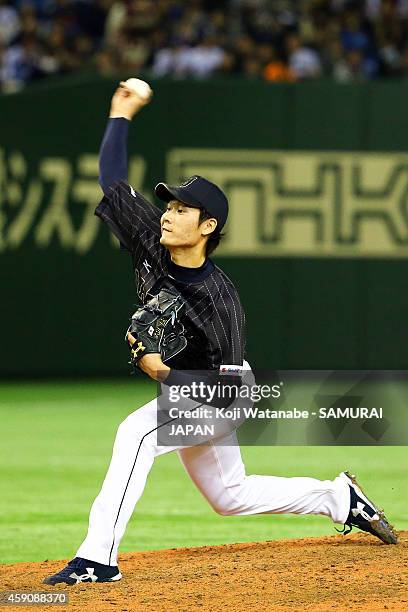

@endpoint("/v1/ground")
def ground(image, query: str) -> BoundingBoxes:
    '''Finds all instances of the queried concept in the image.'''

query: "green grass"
[0,380,406,564]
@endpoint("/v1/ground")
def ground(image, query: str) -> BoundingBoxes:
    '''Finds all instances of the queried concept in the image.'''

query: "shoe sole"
[106,573,122,582]
[341,471,398,545]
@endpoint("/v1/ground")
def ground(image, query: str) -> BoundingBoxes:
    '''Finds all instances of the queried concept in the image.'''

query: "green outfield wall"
[1,76,408,375]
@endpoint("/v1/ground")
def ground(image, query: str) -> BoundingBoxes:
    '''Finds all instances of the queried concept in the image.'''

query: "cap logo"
[180,177,198,187]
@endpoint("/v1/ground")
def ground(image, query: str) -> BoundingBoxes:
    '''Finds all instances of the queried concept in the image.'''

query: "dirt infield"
[3,532,408,611]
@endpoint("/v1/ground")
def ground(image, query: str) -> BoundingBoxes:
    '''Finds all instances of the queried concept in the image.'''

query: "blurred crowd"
[2,0,408,92]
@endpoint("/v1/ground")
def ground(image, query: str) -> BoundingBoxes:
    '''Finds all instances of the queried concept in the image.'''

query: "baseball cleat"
[43,557,122,585]
[338,471,398,544]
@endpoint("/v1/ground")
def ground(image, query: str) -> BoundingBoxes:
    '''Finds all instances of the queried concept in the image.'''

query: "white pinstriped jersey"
[95,181,246,369]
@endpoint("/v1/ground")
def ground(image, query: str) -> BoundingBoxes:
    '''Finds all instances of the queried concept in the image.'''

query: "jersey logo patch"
[219,364,244,376]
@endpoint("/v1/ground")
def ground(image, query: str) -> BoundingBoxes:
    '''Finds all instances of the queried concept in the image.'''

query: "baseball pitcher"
[43,83,397,586]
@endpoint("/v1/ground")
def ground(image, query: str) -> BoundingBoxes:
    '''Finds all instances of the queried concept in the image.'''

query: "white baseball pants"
[76,395,350,566]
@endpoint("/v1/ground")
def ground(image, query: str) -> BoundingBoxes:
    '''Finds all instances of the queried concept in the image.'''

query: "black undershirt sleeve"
[99,118,130,195]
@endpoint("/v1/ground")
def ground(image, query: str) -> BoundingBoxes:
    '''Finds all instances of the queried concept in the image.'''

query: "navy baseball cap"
[155,175,228,230]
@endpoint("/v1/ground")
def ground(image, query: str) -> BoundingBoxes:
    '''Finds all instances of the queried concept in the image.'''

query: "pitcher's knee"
[115,415,154,449]
[209,493,243,516]
[215,505,235,516]
[116,418,135,441]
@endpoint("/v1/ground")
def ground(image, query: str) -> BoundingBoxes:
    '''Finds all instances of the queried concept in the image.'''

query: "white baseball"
[124,78,152,102]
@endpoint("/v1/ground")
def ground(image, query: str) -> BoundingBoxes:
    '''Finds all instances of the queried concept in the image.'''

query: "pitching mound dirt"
[3,532,408,611]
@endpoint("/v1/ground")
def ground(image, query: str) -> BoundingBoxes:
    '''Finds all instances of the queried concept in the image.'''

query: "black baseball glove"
[126,285,187,366]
